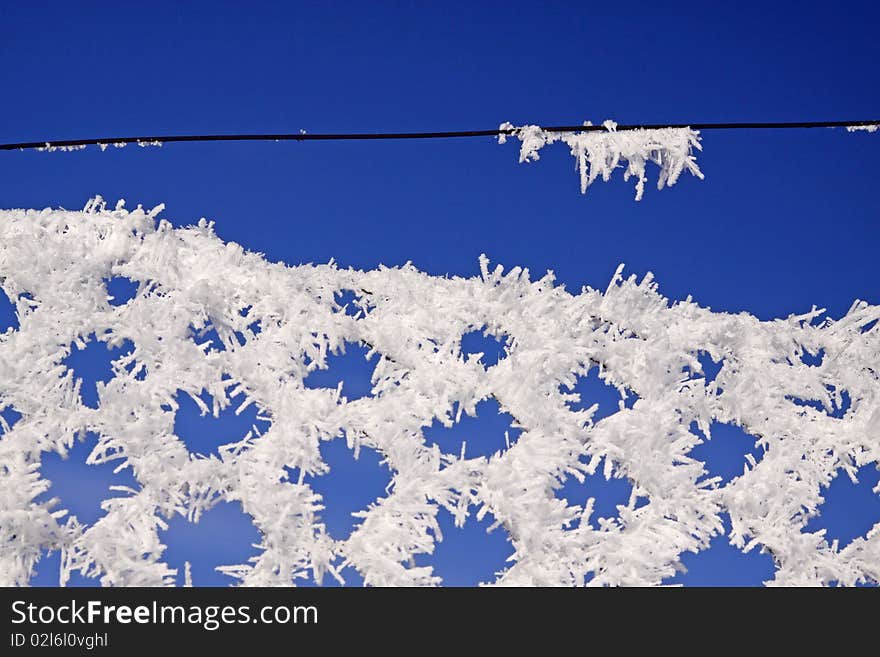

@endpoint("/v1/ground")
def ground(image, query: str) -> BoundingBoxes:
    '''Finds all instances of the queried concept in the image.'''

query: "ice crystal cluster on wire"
[33,141,162,153]
[847,124,879,133]
[1,199,879,587]
[498,120,705,200]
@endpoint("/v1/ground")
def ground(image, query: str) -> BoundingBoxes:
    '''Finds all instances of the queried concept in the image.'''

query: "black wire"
[1,119,877,152]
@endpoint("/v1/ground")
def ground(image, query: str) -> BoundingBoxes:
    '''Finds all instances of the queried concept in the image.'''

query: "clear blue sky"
[1,0,878,586]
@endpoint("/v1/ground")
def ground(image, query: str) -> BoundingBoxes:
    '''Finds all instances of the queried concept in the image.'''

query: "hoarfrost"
[36,143,88,153]
[847,124,879,133]
[499,120,705,200]
[1,201,878,586]
[96,142,129,152]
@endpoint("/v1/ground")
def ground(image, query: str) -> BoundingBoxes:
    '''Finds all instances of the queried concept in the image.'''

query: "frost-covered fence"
[1,200,878,586]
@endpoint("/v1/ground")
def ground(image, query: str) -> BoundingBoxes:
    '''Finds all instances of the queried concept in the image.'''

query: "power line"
[1,119,877,152]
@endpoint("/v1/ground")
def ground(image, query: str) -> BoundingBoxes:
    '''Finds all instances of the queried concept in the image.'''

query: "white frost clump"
[847,125,878,133]
[1,200,879,587]
[499,120,704,200]
[38,141,164,153]
[36,143,88,153]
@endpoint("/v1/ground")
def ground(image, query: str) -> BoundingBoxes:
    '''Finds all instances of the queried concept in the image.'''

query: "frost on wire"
[1,200,879,587]
[498,120,705,200]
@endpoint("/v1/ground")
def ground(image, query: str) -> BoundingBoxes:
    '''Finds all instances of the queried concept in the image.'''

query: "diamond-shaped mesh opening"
[291,436,391,541]
[423,398,522,459]
[104,276,138,307]
[173,388,271,457]
[663,514,777,586]
[35,431,139,526]
[304,341,377,401]
[335,289,368,318]
[804,464,880,548]
[160,501,262,586]
[561,366,636,423]
[689,421,765,486]
[556,457,647,526]
[62,334,134,409]
[418,508,514,586]
[683,352,723,384]
[461,327,508,368]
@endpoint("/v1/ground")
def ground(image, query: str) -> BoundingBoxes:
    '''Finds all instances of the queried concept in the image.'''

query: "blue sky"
[1,0,878,586]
